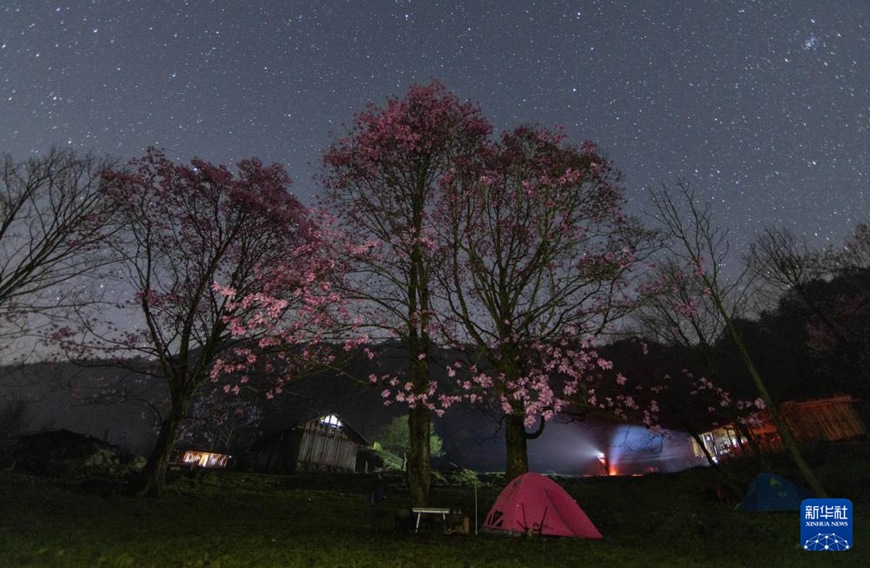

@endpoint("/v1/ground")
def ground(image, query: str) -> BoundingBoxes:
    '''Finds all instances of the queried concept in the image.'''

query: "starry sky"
[2,0,868,257]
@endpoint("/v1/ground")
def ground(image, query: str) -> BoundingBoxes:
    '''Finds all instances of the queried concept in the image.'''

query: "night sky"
[2,1,868,257]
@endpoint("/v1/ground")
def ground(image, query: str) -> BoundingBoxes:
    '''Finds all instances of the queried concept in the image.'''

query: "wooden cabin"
[248,414,369,473]
[697,396,865,458]
[779,396,866,442]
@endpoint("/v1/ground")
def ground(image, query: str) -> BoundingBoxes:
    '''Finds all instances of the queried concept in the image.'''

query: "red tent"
[483,473,603,538]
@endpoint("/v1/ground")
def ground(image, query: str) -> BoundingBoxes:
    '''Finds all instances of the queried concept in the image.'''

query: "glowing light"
[182,450,231,468]
[320,414,342,428]
[596,452,610,476]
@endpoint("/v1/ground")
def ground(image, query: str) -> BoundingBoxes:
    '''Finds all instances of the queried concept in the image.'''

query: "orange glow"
[182,450,231,469]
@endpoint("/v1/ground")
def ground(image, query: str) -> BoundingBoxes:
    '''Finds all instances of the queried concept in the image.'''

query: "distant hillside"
[1,344,669,475]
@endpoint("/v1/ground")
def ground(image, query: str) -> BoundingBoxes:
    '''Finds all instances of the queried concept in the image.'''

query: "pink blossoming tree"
[177,376,264,454]
[594,338,766,472]
[67,148,339,497]
[436,126,654,480]
[320,81,491,506]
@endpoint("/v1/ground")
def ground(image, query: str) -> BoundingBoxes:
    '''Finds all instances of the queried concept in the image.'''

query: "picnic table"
[411,507,452,532]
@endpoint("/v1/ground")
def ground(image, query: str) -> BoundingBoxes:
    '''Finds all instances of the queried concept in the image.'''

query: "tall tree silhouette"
[320,81,490,506]
[79,149,336,497]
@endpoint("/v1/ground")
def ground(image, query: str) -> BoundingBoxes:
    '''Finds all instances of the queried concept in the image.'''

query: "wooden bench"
[411,507,451,532]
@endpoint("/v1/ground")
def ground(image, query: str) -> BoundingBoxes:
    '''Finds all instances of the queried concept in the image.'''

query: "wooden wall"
[249,417,365,473]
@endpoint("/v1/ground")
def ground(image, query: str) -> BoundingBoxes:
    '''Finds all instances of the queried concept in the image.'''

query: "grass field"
[1,440,868,567]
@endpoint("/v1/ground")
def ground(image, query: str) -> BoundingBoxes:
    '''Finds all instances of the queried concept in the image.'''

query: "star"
[0,0,867,259]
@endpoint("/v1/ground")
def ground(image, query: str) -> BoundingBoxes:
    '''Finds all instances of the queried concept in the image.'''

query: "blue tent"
[736,473,814,512]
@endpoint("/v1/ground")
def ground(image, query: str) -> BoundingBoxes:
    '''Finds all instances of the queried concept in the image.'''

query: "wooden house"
[779,396,866,442]
[697,396,866,458]
[248,414,369,473]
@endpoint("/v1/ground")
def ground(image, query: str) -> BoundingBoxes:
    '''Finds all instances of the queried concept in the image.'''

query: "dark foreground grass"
[1,440,868,567]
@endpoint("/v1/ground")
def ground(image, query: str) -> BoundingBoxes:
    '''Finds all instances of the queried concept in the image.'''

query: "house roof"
[255,413,370,447]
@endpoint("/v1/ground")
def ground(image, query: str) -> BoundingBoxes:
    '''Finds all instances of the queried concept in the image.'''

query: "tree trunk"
[666,400,725,469]
[404,327,431,507]
[505,413,529,482]
[407,405,431,507]
[714,294,828,498]
[686,423,718,468]
[132,392,191,498]
[735,422,765,466]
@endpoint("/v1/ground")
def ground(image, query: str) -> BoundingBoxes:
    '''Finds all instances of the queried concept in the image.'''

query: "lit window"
[320,414,342,428]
